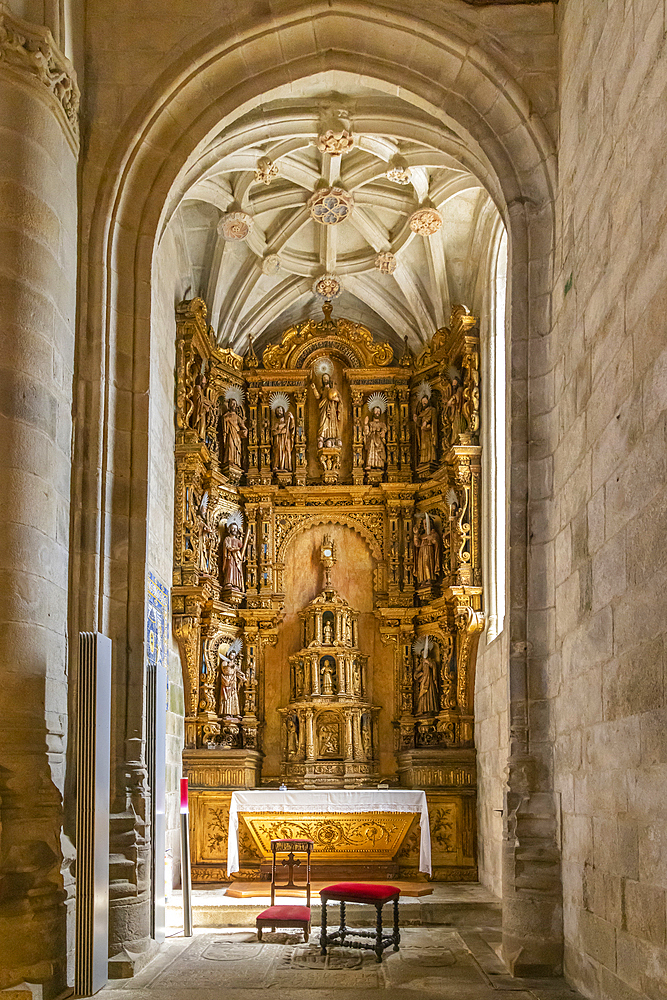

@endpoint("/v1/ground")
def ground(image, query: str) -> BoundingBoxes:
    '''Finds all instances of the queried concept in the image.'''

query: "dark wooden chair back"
[270,838,313,906]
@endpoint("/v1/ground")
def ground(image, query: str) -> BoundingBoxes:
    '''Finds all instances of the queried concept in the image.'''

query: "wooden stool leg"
[375,903,383,963]
[320,897,328,955]
[340,899,347,941]
[257,927,263,942]
[393,897,400,951]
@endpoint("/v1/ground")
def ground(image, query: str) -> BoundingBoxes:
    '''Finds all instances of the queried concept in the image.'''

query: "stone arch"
[276,513,383,567]
[74,3,557,963]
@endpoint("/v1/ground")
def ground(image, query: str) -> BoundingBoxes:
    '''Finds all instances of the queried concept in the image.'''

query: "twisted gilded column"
[0,5,79,994]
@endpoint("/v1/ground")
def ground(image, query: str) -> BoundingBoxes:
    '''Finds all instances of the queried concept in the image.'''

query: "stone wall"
[475,630,509,898]
[554,0,667,995]
[150,231,187,890]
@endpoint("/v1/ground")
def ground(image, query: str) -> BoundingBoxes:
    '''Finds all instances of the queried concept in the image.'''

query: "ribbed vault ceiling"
[165,96,502,355]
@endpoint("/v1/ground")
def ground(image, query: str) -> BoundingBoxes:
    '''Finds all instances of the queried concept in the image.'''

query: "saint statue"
[271,397,295,471]
[323,620,333,645]
[311,366,341,446]
[320,656,336,694]
[363,395,387,470]
[414,514,441,584]
[415,642,438,715]
[414,386,437,465]
[361,721,372,757]
[222,395,248,468]
[191,371,211,441]
[218,645,247,717]
[221,520,250,592]
[352,658,361,696]
[443,368,467,446]
[287,715,299,756]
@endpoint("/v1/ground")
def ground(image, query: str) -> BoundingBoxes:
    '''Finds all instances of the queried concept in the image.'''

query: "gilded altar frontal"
[173,296,482,882]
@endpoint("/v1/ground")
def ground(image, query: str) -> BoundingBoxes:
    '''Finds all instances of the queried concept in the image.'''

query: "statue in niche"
[363,392,388,470]
[270,393,295,471]
[191,369,212,441]
[296,657,305,696]
[222,387,247,467]
[414,636,439,716]
[197,493,218,575]
[218,638,246,717]
[221,513,249,593]
[320,655,336,695]
[443,366,467,446]
[414,381,438,465]
[361,719,372,757]
[323,620,334,645]
[352,657,361,696]
[413,513,441,584]
[310,359,341,446]
[287,714,299,756]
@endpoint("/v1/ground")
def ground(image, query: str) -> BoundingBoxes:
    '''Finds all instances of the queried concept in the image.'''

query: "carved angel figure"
[270,394,295,471]
[222,392,248,468]
[414,384,438,464]
[413,514,441,584]
[311,365,341,446]
[221,518,250,592]
[363,394,388,470]
[191,371,212,441]
[197,491,218,575]
[218,641,246,717]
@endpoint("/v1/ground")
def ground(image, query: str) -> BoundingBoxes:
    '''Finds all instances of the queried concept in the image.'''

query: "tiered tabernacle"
[280,536,380,787]
[173,298,483,882]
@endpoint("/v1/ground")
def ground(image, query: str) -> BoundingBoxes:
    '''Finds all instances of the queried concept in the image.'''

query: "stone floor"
[93,885,585,1000]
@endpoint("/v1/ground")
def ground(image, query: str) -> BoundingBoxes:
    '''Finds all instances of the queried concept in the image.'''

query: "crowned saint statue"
[363,393,388,470]
[311,359,341,447]
[270,393,295,471]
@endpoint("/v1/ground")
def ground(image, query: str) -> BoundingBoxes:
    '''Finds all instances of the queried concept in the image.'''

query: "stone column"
[0,8,79,995]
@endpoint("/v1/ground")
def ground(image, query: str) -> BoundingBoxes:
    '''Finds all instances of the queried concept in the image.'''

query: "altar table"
[227,789,432,876]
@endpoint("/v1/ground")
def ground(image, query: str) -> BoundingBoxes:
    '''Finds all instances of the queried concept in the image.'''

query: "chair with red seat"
[256,838,313,942]
[319,882,401,962]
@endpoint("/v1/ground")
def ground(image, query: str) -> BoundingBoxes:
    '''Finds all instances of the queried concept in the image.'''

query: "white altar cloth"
[227,789,431,876]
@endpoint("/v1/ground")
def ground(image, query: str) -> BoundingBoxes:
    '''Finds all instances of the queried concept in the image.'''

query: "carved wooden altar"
[173,296,483,882]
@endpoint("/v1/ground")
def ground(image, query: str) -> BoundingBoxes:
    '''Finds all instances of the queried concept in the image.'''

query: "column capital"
[0,4,80,149]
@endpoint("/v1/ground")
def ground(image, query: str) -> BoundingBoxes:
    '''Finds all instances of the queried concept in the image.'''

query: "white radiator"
[75,632,112,996]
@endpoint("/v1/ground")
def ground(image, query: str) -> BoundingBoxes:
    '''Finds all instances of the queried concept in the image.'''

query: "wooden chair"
[319,882,401,962]
[256,838,313,943]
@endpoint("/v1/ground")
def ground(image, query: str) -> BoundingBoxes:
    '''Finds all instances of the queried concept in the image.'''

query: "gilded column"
[294,387,307,486]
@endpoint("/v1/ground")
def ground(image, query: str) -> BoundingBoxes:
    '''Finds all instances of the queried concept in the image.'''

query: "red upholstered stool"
[319,882,401,962]
[256,838,313,943]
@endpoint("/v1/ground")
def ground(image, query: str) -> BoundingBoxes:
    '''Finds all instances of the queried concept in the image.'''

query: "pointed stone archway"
[73,3,559,975]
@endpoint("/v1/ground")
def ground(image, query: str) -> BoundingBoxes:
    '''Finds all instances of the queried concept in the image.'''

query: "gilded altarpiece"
[173,297,483,882]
